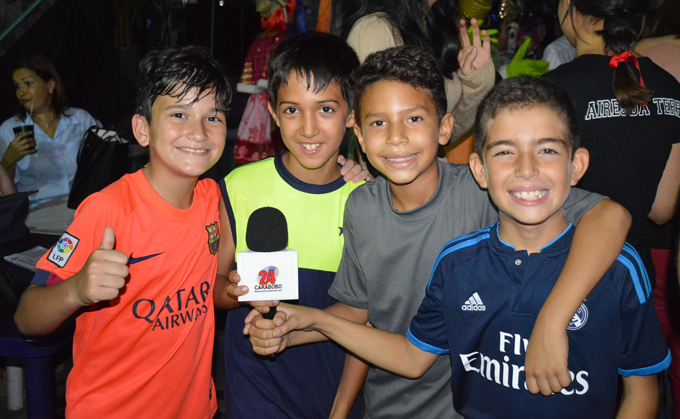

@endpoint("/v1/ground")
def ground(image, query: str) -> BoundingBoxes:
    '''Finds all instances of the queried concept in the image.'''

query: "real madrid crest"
[567,302,589,331]
[206,222,220,255]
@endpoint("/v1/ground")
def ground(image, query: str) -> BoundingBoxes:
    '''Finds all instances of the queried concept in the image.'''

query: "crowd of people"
[4,0,680,418]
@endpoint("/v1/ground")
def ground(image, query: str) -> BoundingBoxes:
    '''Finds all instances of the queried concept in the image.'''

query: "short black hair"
[474,76,581,159]
[353,46,447,122]
[136,46,231,121]
[268,32,360,108]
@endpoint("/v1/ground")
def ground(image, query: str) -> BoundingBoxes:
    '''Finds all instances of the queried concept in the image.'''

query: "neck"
[497,211,569,254]
[389,160,440,212]
[282,152,342,185]
[142,166,197,210]
[574,35,607,56]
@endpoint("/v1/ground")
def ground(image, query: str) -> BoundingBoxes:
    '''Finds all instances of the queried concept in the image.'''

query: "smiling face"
[133,86,227,183]
[469,105,588,233]
[269,72,352,185]
[355,80,452,200]
[13,68,55,114]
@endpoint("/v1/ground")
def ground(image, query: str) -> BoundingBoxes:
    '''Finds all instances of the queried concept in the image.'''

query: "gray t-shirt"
[329,161,604,419]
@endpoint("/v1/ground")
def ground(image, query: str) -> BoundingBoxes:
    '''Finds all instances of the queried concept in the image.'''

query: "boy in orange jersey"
[14,46,229,419]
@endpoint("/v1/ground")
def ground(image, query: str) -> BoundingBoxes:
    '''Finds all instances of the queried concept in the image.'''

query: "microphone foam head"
[245,207,288,252]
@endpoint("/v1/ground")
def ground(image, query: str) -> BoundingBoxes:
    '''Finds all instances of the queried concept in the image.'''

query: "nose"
[386,122,407,146]
[299,112,319,138]
[16,86,28,98]
[187,118,208,142]
[515,152,539,180]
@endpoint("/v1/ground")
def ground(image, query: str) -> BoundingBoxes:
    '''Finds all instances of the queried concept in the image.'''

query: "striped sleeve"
[615,242,670,376]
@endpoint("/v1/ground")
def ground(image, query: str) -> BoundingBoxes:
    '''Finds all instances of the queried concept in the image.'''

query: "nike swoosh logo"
[338,227,343,236]
[129,252,164,264]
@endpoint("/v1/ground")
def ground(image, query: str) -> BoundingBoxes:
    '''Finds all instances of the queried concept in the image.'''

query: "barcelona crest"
[206,222,220,255]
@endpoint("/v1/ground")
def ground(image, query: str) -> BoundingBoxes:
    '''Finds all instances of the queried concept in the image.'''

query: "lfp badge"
[48,232,80,268]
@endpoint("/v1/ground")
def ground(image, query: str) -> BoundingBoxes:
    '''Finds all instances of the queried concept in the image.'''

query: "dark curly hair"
[353,46,447,123]
[136,46,231,121]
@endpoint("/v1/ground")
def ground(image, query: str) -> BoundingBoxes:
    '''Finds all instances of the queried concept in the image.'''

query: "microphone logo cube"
[237,249,299,301]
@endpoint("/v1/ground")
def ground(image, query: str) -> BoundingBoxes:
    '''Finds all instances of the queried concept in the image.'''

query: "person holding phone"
[0,55,100,208]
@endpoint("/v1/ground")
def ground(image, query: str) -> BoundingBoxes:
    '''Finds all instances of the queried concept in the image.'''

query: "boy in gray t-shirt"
[246,46,631,419]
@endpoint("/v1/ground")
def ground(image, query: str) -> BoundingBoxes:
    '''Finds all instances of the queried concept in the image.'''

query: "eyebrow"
[486,137,569,150]
[364,104,427,120]
[13,76,35,83]
[278,99,341,107]
[164,104,223,114]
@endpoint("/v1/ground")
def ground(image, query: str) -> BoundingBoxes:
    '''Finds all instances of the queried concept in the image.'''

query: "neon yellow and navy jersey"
[220,154,363,419]
[408,223,670,418]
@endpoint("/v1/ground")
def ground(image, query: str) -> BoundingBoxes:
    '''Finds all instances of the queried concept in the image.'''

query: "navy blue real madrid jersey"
[408,223,670,419]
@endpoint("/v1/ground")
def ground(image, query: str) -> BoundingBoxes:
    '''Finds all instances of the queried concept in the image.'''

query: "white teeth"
[386,155,416,162]
[511,190,547,200]
[301,143,320,150]
[179,148,208,154]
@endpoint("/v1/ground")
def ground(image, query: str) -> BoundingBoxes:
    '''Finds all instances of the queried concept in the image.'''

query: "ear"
[267,101,280,127]
[346,109,356,129]
[570,147,589,186]
[468,152,489,189]
[132,114,151,147]
[47,79,56,93]
[353,122,366,153]
[438,113,454,146]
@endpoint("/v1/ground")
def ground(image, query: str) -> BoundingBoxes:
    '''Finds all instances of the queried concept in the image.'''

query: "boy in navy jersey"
[248,76,669,418]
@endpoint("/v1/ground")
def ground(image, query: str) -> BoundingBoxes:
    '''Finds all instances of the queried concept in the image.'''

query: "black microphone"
[242,207,292,320]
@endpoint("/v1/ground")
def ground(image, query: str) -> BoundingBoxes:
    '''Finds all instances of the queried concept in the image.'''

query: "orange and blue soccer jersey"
[33,170,220,419]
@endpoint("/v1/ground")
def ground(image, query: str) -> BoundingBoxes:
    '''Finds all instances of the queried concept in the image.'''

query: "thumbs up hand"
[74,226,129,306]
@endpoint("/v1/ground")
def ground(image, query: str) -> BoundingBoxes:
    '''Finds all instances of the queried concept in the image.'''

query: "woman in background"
[0,55,100,208]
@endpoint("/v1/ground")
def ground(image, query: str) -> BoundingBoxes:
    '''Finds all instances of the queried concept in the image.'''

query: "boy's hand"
[458,18,492,76]
[338,155,373,183]
[74,227,129,306]
[524,316,572,396]
[245,303,317,356]
[226,270,278,312]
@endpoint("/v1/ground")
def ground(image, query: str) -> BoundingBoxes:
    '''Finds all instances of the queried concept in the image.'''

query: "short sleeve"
[407,259,449,355]
[457,165,499,227]
[346,14,398,63]
[34,193,116,284]
[563,187,605,225]
[615,246,670,376]
[328,202,369,309]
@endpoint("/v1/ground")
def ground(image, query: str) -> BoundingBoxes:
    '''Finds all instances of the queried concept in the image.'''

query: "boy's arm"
[246,301,369,351]
[213,196,282,311]
[329,353,368,419]
[253,303,438,379]
[525,198,632,395]
[14,227,128,335]
[616,375,658,419]
[213,196,239,309]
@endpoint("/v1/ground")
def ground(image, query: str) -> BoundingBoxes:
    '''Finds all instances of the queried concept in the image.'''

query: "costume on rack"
[233,0,294,165]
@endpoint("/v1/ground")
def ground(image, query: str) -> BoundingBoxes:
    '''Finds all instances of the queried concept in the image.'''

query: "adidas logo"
[461,292,486,311]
